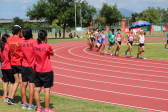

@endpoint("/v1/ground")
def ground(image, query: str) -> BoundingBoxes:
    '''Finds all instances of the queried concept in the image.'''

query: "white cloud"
[19,0,33,3]
[0,0,33,3]
[0,0,15,2]
[0,12,28,19]
[21,6,27,10]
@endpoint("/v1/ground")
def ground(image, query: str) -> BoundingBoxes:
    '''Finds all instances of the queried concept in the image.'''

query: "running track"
[49,38,168,112]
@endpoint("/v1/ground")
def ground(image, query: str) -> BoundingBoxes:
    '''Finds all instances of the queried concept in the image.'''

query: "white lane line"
[85,47,168,69]
[84,47,168,66]
[52,66,168,85]
[50,91,167,112]
[54,73,168,92]
[68,47,168,74]
[51,60,168,84]
[53,47,168,78]
[53,82,168,101]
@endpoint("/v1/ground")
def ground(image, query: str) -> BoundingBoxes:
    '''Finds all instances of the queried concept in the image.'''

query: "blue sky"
[0,0,167,19]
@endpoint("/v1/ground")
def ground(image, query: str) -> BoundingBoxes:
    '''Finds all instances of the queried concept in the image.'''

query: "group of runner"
[86,28,146,58]
[0,25,55,112]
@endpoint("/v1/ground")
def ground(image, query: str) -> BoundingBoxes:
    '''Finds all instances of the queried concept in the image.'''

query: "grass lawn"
[105,43,168,60]
[0,82,149,112]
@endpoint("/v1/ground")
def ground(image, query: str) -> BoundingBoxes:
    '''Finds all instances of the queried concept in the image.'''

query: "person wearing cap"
[7,25,23,105]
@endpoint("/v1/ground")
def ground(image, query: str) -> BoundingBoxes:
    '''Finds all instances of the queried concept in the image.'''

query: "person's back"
[20,39,37,67]
[7,25,23,105]
[34,42,53,73]
[7,34,23,66]
[34,30,55,112]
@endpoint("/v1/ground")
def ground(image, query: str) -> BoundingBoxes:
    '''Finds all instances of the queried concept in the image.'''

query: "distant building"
[0,19,50,26]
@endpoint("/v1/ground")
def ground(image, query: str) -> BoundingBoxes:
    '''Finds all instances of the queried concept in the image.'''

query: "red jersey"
[1,43,11,69]
[7,36,23,65]
[19,39,37,67]
[33,43,53,73]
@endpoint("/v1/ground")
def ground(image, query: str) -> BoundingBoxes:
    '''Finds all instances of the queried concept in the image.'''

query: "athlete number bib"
[128,37,133,42]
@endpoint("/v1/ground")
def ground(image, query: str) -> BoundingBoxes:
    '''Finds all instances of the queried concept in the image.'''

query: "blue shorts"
[98,40,102,43]
[101,39,105,43]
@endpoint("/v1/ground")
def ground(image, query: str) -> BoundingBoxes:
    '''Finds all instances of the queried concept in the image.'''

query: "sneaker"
[44,108,56,112]
[8,98,18,105]
[124,51,127,55]
[110,54,113,56]
[4,98,8,102]
[22,104,29,109]
[28,105,37,110]
[130,54,132,57]
[37,107,45,112]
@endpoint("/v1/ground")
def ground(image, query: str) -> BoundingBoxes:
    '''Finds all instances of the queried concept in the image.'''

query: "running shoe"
[4,98,8,102]
[22,104,29,109]
[124,51,127,55]
[130,54,132,57]
[44,108,56,112]
[110,54,113,56]
[8,98,18,105]
[37,107,45,112]
[28,105,37,110]
[164,47,167,49]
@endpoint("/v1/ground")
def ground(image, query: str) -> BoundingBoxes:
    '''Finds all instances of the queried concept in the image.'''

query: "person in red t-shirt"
[7,25,23,105]
[19,27,37,109]
[0,34,15,101]
[34,30,55,112]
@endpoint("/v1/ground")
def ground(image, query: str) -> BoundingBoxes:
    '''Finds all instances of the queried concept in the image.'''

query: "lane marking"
[53,81,168,101]
[54,73,168,92]
[50,91,167,112]
[52,66,168,85]
[68,47,168,74]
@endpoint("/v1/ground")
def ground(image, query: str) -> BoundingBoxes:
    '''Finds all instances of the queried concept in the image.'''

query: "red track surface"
[49,38,168,112]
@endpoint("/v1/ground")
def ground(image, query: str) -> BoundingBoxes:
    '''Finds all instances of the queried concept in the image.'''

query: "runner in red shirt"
[7,25,23,105]
[34,30,55,112]
[0,34,15,102]
[125,29,134,57]
[19,27,37,109]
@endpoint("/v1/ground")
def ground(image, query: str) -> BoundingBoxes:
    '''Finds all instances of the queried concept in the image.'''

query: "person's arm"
[137,35,140,43]
[48,46,54,56]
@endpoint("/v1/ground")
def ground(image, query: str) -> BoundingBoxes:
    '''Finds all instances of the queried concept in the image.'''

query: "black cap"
[12,25,22,35]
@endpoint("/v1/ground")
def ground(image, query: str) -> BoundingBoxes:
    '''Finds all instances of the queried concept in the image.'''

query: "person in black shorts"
[0,34,15,102]
[125,29,134,57]
[19,27,37,109]
[89,30,95,51]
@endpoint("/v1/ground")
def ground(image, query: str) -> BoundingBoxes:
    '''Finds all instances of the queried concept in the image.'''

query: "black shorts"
[128,42,133,46]
[35,71,54,88]
[1,69,15,83]
[167,40,168,44]
[22,66,35,83]
[139,43,144,47]
[109,42,115,46]
[117,41,121,45]
[90,37,95,42]
[11,65,22,74]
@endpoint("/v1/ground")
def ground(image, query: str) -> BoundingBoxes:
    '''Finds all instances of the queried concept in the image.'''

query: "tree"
[100,3,122,26]
[157,7,168,22]
[131,12,142,22]
[0,23,2,28]
[26,0,96,38]
[94,14,106,26]
[12,17,24,27]
[141,7,161,24]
